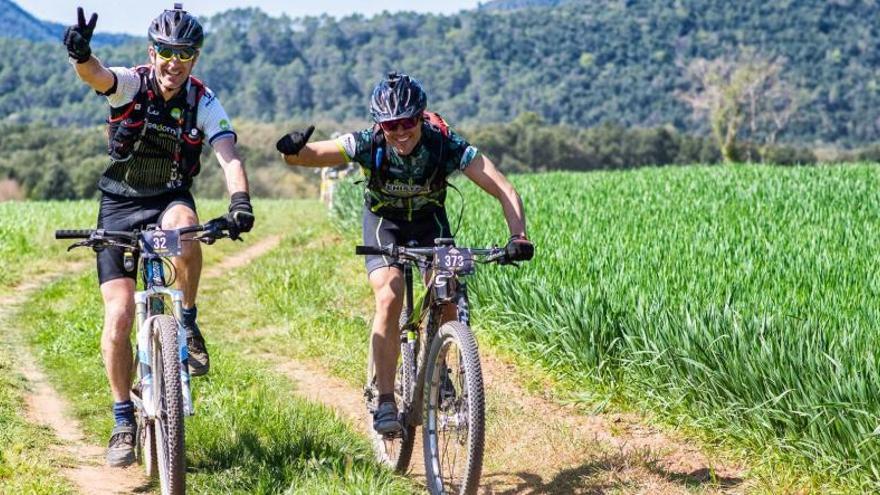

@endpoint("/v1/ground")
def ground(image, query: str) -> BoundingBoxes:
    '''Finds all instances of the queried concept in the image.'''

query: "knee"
[374,283,402,312]
[162,208,198,230]
[103,300,133,336]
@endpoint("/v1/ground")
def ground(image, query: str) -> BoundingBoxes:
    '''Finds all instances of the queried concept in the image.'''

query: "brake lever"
[66,240,91,252]
[195,233,217,245]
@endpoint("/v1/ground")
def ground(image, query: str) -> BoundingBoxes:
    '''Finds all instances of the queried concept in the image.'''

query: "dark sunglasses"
[154,44,197,62]
[379,116,421,132]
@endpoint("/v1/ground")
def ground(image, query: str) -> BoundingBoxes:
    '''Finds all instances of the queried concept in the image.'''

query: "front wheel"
[152,315,186,495]
[422,321,485,495]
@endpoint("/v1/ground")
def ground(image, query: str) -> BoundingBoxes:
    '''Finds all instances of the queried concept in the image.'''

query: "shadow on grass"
[649,464,743,490]
[481,450,743,494]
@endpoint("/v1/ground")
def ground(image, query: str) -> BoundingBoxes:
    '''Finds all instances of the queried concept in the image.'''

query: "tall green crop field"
[335,163,880,488]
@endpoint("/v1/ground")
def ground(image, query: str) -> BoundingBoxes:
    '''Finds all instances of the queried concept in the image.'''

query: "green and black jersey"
[336,123,479,221]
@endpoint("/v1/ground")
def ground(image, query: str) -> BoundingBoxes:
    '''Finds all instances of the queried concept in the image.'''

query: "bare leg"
[161,204,201,308]
[368,267,404,396]
[100,278,136,403]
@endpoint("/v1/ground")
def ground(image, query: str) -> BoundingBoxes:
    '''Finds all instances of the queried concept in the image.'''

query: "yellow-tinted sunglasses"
[154,44,197,62]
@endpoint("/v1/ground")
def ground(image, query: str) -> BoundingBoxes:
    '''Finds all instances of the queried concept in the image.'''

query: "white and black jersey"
[97,66,236,198]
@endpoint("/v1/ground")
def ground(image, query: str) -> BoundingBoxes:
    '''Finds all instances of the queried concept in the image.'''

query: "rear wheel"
[365,310,417,473]
[423,321,485,495]
[152,315,185,495]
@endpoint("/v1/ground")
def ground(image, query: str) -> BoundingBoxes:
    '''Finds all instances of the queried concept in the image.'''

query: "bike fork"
[170,295,195,417]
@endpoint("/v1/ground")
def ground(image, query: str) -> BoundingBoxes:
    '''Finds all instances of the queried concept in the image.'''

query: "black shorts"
[96,191,197,284]
[362,207,451,275]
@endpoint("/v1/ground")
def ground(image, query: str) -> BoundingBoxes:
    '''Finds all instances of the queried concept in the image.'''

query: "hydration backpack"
[106,65,206,177]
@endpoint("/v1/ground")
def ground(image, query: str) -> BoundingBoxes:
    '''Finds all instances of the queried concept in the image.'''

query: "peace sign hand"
[63,7,98,63]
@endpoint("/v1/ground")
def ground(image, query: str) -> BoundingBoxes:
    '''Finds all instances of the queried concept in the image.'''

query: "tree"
[677,49,804,163]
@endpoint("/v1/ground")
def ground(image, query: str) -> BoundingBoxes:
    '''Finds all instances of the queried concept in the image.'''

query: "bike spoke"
[436,341,469,492]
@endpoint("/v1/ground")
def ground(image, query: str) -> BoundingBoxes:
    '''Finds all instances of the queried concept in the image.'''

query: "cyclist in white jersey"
[63,3,254,467]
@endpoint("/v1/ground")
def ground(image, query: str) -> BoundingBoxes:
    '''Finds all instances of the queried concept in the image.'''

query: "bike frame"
[398,250,472,427]
[132,244,194,419]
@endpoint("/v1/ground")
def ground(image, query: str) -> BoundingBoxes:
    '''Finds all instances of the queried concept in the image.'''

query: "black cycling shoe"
[373,401,402,434]
[186,322,210,377]
[106,423,137,467]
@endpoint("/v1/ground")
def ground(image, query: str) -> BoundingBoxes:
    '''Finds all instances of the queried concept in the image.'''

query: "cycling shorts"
[361,206,451,275]
[95,190,197,284]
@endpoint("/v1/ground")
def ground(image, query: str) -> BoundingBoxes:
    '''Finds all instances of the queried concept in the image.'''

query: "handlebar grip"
[55,229,93,239]
[355,245,384,256]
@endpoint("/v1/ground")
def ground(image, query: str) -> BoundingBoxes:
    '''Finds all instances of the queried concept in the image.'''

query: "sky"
[16,1,484,35]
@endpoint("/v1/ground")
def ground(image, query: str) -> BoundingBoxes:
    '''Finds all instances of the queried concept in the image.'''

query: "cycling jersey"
[336,122,479,221]
[97,66,236,198]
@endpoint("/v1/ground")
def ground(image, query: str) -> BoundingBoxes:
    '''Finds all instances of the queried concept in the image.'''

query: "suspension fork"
[455,281,471,327]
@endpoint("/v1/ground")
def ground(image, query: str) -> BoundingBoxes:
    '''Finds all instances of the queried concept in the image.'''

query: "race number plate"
[142,229,182,258]
[435,246,475,274]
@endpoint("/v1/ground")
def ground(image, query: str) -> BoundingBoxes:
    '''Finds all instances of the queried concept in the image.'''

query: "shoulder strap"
[368,125,388,190]
[422,111,450,190]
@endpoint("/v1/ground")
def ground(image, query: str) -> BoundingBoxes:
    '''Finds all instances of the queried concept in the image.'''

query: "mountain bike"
[56,215,243,495]
[356,238,511,495]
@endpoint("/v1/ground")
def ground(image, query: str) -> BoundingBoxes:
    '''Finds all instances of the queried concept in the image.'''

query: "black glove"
[63,7,98,63]
[228,192,255,233]
[505,234,534,262]
[276,126,315,156]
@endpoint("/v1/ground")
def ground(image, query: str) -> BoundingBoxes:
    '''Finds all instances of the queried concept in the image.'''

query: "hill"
[0,0,133,46]
[4,1,880,145]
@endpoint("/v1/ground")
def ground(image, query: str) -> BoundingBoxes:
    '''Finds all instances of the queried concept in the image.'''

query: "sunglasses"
[379,116,421,132]
[153,44,198,62]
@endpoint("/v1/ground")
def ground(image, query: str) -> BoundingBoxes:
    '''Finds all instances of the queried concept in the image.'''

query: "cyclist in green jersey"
[277,72,534,434]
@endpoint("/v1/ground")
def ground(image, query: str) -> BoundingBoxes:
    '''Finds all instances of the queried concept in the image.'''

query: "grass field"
[447,164,880,490]
[2,199,414,494]
[329,163,880,491]
[6,163,880,493]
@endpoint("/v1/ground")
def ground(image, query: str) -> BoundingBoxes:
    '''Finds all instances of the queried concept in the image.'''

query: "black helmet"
[148,3,204,48]
[370,72,427,123]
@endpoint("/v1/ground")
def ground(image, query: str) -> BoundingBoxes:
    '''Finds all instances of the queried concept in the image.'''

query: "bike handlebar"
[55,229,99,240]
[55,215,242,248]
[355,243,509,264]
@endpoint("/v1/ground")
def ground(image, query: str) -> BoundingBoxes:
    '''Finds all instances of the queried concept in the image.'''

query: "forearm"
[221,159,249,195]
[72,56,114,93]
[496,186,527,237]
[282,141,348,167]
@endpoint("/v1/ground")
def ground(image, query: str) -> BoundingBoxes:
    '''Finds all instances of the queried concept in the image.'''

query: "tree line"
[3,0,880,146]
[0,116,836,201]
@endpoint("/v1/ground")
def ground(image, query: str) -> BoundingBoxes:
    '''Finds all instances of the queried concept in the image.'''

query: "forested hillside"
[3,0,880,145]
[0,0,132,45]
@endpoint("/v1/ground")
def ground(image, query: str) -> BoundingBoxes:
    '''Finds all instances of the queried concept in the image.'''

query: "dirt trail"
[251,333,747,494]
[202,234,282,278]
[210,236,750,494]
[1,261,151,495]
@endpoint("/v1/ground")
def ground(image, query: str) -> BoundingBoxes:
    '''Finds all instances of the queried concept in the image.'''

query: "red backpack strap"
[423,110,449,138]
[187,75,207,102]
[107,66,152,123]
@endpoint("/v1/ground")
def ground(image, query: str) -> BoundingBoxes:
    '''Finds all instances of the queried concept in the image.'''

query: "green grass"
[0,350,76,494]
[10,199,413,494]
[0,200,96,291]
[328,164,880,491]
[450,165,880,492]
[0,200,94,494]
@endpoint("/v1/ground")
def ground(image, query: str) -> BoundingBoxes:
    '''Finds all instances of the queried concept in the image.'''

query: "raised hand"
[63,7,98,63]
[276,125,315,156]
